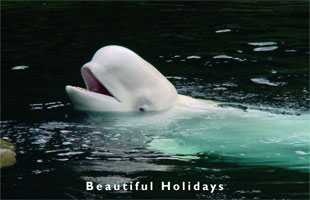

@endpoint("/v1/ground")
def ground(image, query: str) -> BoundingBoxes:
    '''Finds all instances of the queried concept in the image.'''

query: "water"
[1,1,309,199]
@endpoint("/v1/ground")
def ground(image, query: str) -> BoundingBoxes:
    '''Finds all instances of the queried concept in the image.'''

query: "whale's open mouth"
[82,67,114,96]
[70,67,119,101]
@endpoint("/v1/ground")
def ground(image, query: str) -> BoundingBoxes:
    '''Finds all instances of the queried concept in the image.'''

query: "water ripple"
[251,78,286,87]
[253,46,278,52]
[215,29,231,33]
[248,41,277,46]
[213,55,245,62]
[186,55,201,59]
[11,65,29,70]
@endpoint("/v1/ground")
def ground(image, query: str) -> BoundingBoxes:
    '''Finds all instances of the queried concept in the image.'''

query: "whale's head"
[66,45,178,112]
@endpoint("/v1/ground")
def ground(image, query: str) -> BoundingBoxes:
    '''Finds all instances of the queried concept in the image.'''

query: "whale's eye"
[139,108,145,112]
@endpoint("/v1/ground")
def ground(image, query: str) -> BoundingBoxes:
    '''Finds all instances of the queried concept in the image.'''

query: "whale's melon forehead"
[85,46,171,90]
[90,46,159,75]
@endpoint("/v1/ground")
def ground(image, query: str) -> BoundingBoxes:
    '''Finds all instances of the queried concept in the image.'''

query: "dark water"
[1,1,309,199]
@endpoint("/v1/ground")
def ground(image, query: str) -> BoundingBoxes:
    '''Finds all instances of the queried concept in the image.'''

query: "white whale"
[66,45,217,112]
[66,45,178,112]
[65,45,309,172]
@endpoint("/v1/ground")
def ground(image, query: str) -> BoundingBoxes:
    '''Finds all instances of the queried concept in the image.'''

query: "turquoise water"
[1,1,309,199]
[148,107,309,171]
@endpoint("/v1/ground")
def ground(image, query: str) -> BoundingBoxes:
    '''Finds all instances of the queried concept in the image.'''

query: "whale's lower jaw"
[65,85,131,112]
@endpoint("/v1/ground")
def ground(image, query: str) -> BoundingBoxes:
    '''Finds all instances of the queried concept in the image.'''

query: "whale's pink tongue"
[82,67,114,97]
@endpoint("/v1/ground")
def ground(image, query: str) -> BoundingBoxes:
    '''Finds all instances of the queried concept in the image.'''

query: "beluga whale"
[66,45,212,112]
[66,45,180,112]
[65,45,309,172]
